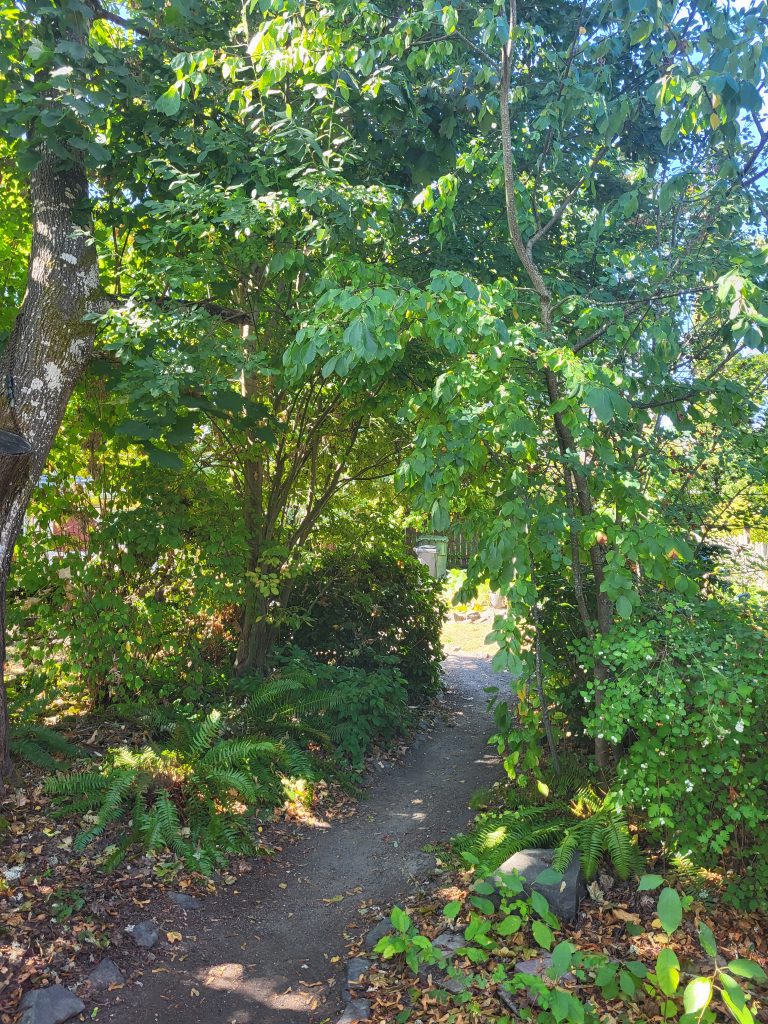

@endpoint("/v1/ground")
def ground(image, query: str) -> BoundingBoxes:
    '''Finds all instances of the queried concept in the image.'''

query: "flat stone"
[419,965,467,994]
[87,958,125,990]
[20,986,85,1024]
[492,848,585,921]
[125,920,159,949]
[516,955,552,976]
[363,919,393,950]
[345,957,371,987]
[169,891,201,911]
[498,986,519,1013]
[514,956,575,983]
[435,972,466,994]
[433,931,466,955]
[336,998,371,1023]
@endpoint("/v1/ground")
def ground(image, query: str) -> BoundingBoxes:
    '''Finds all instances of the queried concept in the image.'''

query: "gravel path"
[104,653,503,1024]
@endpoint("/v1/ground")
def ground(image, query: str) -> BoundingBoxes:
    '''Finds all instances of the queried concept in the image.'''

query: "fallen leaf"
[167,931,183,943]
[612,908,641,924]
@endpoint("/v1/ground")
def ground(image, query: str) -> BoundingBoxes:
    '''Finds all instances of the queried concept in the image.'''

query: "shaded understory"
[101,652,503,1024]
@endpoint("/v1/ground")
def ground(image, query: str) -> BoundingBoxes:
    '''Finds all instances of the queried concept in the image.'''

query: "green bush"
[287,549,445,701]
[43,651,414,870]
[575,593,768,908]
[241,650,413,769]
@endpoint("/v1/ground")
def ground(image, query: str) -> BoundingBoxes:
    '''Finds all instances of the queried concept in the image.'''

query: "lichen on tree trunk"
[0,145,103,787]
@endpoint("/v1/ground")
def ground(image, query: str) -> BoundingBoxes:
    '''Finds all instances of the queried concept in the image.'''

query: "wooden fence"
[405,526,477,569]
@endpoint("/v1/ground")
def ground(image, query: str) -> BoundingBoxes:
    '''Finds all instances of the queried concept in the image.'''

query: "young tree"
[292,0,768,770]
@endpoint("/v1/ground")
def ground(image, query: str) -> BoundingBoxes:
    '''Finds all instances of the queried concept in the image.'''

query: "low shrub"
[239,650,412,769]
[575,593,768,909]
[43,651,414,870]
[287,549,445,701]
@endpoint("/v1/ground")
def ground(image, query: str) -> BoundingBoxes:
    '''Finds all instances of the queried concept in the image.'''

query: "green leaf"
[390,906,411,933]
[616,594,633,619]
[584,386,615,423]
[155,86,181,116]
[534,868,563,886]
[530,890,550,919]
[114,420,160,440]
[496,914,521,936]
[531,919,554,950]
[657,887,682,935]
[656,947,680,997]
[727,960,768,983]
[698,922,717,958]
[638,874,664,891]
[630,19,653,44]
[720,973,746,1012]
[683,977,713,1014]
[443,900,462,920]
[551,941,575,977]
[143,443,184,470]
[721,991,755,1024]
[469,895,496,915]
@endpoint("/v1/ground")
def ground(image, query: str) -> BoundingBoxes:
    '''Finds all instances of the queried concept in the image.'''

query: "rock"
[435,973,466,994]
[515,955,552,976]
[498,986,518,1013]
[345,957,370,987]
[125,920,159,949]
[169,891,201,911]
[515,956,575,983]
[336,998,371,1023]
[87,958,125,990]
[19,986,85,1024]
[418,965,467,994]
[363,919,393,950]
[433,931,466,955]
[492,848,586,921]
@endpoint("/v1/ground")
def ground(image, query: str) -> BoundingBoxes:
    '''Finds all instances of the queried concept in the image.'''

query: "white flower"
[684,779,694,792]
[735,720,745,733]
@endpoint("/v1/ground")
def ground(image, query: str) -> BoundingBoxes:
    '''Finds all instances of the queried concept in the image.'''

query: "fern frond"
[186,710,224,758]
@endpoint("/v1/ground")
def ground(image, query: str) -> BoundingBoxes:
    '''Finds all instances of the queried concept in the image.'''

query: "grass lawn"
[441,615,499,656]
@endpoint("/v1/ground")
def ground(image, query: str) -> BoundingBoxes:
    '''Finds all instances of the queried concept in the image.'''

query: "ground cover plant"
[363,869,768,1023]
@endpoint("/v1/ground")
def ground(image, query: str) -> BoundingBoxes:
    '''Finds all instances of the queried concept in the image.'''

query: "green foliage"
[454,787,642,882]
[9,448,243,710]
[44,710,288,873]
[373,878,767,1023]
[10,722,81,770]
[288,550,445,701]
[42,646,416,870]
[240,650,412,769]
[577,593,768,908]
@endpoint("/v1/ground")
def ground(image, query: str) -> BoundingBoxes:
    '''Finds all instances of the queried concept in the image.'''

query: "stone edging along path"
[72,652,503,1024]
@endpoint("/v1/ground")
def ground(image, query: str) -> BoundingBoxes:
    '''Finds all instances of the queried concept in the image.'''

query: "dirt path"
[104,653,502,1024]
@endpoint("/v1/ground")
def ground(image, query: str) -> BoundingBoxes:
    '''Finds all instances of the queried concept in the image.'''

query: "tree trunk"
[235,585,274,677]
[0,146,102,788]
